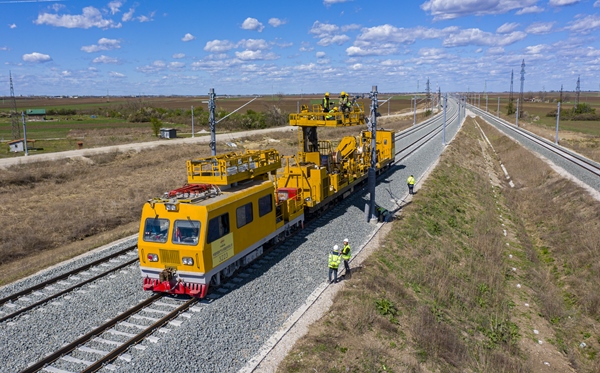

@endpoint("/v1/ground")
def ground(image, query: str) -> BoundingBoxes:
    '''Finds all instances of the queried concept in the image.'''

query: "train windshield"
[172,220,201,245]
[143,218,170,243]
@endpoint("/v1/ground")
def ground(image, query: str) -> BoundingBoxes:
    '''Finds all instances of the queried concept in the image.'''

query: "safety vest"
[341,244,351,260]
[407,176,415,185]
[339,96,349,108]
[328,252,341,269]
[322,97,330,111]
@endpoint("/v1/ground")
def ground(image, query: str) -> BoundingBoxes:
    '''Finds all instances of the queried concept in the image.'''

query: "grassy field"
[279,116,600,372]
[0,95,414,158]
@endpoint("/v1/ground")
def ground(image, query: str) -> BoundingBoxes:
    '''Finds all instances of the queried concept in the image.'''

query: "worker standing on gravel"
[341,238,351,276]
[328,245,341,283]
[407,174,415,195]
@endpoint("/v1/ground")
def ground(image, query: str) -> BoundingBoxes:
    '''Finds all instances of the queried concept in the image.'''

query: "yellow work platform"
[186,149,281,185]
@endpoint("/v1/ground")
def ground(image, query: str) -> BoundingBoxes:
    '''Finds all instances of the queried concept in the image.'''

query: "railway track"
[20,294,197,373]
[5,102,463,373]
[468,104,600,179]
[0,246,138,323]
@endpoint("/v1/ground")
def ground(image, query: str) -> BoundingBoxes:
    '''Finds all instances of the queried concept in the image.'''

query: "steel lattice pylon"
[9,71,21,140]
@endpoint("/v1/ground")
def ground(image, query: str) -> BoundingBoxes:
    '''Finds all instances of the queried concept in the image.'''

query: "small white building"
[160,128,177,139]
[8,139,35,153]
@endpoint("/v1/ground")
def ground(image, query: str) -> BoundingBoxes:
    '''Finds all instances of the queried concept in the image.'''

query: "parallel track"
[0,246,138,323]
[469,105,600,178]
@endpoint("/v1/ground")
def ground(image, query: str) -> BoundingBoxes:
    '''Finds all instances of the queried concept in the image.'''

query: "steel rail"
[0,255,138,323]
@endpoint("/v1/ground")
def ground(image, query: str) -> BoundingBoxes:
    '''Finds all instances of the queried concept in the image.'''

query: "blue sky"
[1,0,600,96]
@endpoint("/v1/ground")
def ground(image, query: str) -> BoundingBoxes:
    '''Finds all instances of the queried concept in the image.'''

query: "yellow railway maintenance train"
[138,100,395,298]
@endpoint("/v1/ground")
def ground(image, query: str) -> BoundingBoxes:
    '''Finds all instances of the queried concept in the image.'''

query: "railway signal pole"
[367,85,379,224]
[555,102,561,145]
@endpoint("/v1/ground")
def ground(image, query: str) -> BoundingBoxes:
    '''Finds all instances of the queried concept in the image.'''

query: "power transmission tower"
[575,75,580,107]
[508,70,514,115]
[9,71,21,140]
[519,59,525,118]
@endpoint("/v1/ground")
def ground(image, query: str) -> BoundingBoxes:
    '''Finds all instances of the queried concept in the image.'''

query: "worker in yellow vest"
[341,238,351,275]
[407,174,415,195]
[328,245,341,283]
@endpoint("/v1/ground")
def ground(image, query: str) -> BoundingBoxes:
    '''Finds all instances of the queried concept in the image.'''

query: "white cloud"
[316,51,326,58]
[108,1,122,15]
[238,39,269,50]
[22,52,52,63]
[172,53,185,59]
[595,0,600,7]
[549,0,579,6]
[0,46,8,51]
[122,7,135,22]
[487,46,505,54]
[182,33,196,42]
[525,22,554,34]
[137,13,154,23]
[496,22,519,33]
[204,39,235,52]
[92,55,119,64]
[443,29,526,47]
[138,60,167,73]
[421,0,538,20]
[9,23,16,29]
[268,18,286,27]
[566,14,600,34]
[241,17,264,32]
[341,24,361,32]
[34,6,121,29]
[324,0,351,4]
[525,44,550,54]
[309,21,339,37]
[317,34,350,46]
[168,62,185,70]
[81,38,121,53]
[109,71,125,78]
[235,50,278,60]
[346,43,398,56]
[516,6,544,15]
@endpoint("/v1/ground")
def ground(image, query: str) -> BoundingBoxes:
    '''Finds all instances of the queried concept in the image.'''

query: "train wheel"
[222,263,237,278]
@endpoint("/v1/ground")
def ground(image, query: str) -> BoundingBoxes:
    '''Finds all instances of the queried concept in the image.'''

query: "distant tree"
[150,117,162,137]
[506,101,515,115]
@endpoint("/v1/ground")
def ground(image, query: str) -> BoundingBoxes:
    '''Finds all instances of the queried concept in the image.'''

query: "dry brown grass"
[480,118,600,371]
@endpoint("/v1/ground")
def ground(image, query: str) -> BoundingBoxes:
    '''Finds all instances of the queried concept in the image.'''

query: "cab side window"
[236,202,253,228]
[207,213,230,243]
[258,194,273,217]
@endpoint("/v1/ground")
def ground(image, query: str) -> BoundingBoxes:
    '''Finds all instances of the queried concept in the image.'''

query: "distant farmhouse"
[26,109,46,121]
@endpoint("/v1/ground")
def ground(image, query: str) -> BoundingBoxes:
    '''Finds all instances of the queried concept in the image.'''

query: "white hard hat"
[343,238,349,242]
[333,245,339,252]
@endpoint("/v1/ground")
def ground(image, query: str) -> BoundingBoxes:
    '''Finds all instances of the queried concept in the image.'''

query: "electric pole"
[9,71,21,140]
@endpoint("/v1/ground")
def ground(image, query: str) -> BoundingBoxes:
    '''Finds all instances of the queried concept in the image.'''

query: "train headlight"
[148,253,158,262]
[182,257,194,266]
[165,203,179,212]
